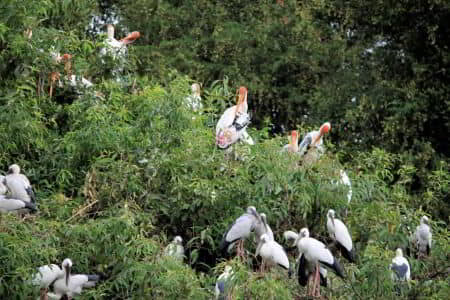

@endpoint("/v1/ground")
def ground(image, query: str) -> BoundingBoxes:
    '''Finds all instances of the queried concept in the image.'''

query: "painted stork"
[390,248,410,282]
[30,260,67,300]
[219,206,263,259]
[100,24,140,78]
[215,265,234,300]
[298,122,331,156]
[413,216,432,258]
[52,259,100,300]
[216,87,254,149]
[4,164,35,203]
[164,236,185,261]
[282,130,299,153]
[185,83,203,112]
[295,228,345,297]
[326,209,355,262]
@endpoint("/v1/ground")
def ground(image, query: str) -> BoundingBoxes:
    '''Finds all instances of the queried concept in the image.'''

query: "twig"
[65,199,99,223]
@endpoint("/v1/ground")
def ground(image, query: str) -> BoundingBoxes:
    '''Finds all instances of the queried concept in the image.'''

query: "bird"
[216,86,254,149]
[412,216,432,258]
[215,265,234,300]
[298,122,331,156]
[295,228,345,297]
[282,130,299,153]
[283,230,328,286]
[164,236,185,261]
[339,169,352,205]
[0,175,8,195]
[326,209,355,262]
[0,195,37,214]
[185,83,203,112]
[255,233,289,272]
[99,24,141,78]
[390,248,410,282]
[4,164,35,203]
[255,213,274,258]
[52,259,100,300]
[219,206,263,259]
[30,260,66,300]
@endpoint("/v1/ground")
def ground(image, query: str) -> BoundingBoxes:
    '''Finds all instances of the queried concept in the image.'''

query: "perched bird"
[164,236,185,261]
[52,259,100,300]
[30,260,67,300]
[295,228,345,297]
[283,230,327,286]
[390,248,410,282]
[339,169,352,205]
[255,213,274,258]
[0,195,37,214]
[185,83,203,112]
[413,216,432,258]
[256,234,289,272]
[216,87,254,149]
[219,206,263,259]
[326,209,355,262]
[298,122,331,156]
[282,130,299,153]
[215,265,234,300]
[100,24,141,78]
[4,164,35,203]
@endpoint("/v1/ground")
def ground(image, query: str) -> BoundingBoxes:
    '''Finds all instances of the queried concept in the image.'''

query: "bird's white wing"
[216,106,236,135]
[225,213,256,243]
[334,219,353,251]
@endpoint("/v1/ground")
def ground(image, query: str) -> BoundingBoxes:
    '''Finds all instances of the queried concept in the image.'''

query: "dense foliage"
[0,0,448,299]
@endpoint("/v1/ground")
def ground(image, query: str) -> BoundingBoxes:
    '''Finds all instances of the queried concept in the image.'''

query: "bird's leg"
[40,288,48,300]
[260,259,265,273]
[313,263,320,297]
[307,273,313,296]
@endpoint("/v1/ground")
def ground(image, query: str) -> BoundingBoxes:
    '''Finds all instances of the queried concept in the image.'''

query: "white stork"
[4,164,35,203]
[216,86,254,149]
[326,209,355,262]
[282,130,299,153]
[100,24,141,78]
[390,248,410,282]
[413,216,432,258]
[295,228,345,297]
[256,234,289,272]
[30,259,67,300]
[215,265,234,300]
[219,206,264,259]
[164,236,185,261]
[52,259,100,300]
[185,83,203,112]
[298,122,331,156]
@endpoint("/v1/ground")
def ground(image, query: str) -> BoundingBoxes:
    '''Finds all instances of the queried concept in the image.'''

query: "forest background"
[0,0,448,299]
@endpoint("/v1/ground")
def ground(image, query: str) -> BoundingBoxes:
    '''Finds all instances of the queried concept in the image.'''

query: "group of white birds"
[30,258,100,300]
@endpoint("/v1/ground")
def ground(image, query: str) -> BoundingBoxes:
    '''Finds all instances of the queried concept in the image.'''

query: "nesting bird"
[30,259,67,300]
[219,206,264,259]
[164,236,185,261]
[390,248,410,282]
[216,87,254,149]
[185,83,203,112]
[298,122,331,157]
[215,265,234,300]
[52,259,100,300]
[4,164,36,203]
[412,216,432,258]
[326,209,355,262]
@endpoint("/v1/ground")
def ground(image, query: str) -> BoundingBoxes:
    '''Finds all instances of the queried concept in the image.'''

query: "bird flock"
[7,27,434,299]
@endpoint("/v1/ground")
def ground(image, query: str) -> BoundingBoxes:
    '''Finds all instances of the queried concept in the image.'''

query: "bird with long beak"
[216,87,254,149]
[30,259,69,300]
[100,24,141,64]
[53,258,100,299]
[326,209,355,262]
[282,130,299,153]
[412,216,432,258]
[298,122,331,156]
